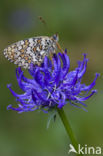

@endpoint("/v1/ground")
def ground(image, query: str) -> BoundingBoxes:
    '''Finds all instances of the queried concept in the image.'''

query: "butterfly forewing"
[3,36,57,69]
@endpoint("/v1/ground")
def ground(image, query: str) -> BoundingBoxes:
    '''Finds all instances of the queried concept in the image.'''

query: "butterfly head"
[52,33,59,42]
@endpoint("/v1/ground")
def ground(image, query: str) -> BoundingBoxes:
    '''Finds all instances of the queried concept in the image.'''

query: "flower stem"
[57,107,83,156]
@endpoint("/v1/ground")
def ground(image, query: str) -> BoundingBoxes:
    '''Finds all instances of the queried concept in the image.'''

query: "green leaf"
[46,110,57,129]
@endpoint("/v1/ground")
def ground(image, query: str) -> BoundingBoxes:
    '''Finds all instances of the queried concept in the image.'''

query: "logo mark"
[68,144,77,154]
[68,144,102,155]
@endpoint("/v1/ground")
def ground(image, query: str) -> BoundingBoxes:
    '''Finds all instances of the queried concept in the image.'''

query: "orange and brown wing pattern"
[3,36,57,69]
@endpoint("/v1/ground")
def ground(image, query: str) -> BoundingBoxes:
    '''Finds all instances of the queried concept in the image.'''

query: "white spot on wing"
[40,51,45,55]
[18,46,22,50]
[20,40,24,45]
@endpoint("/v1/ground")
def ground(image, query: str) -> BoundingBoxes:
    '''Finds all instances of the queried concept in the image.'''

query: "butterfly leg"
[49,52,54,66]
[56,42,64,53]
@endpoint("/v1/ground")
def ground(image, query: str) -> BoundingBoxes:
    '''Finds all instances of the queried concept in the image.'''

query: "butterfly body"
[3,35,59,69]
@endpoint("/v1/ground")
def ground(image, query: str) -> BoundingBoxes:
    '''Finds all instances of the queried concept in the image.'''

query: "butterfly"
[3,34,62,69]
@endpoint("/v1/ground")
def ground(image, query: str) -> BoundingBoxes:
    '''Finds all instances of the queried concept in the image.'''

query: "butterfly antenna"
[38,16,52,34]
[38,16,47,26]
[38,16,64,53]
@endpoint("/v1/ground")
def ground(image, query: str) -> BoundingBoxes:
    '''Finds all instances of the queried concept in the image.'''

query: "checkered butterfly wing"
[3,36,57,69]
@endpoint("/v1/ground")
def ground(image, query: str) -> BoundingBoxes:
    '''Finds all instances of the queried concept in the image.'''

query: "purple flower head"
[7,50,99,113]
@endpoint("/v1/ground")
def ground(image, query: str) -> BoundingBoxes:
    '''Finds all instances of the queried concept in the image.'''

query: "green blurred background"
[0,0,103,156]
